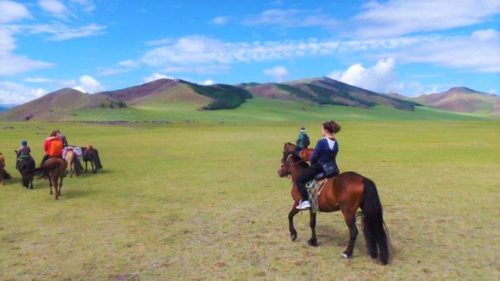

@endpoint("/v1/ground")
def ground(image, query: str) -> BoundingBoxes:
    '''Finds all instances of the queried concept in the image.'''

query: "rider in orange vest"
[41,131,64,163]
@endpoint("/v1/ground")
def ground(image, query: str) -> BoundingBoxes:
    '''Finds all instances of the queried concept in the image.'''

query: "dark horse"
[33,158,67,200]
[82,145,102,174]
[278,144,391,265]
[15,151,35,189]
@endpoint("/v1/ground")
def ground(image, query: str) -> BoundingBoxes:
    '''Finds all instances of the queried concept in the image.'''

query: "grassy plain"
[0,119,499,280]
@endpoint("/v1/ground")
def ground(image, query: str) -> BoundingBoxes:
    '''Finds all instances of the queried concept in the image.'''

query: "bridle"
[281,153,307,178]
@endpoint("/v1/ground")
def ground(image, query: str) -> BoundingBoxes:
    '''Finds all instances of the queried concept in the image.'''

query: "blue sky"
[0,0,499,104]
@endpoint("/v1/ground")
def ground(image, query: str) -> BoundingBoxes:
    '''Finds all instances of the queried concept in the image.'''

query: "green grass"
[0,120,499,280]
[73,97,486,124]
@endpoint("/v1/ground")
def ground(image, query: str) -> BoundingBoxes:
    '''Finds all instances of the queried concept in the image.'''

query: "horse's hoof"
[341,252,352,259]
[290,233,297,241]
[308,239,318,247]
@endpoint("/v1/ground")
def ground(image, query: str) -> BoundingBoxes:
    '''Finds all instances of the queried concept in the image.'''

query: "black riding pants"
[295,162,323,201]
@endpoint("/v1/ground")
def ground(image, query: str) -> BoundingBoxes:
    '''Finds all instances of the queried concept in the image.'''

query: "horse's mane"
[290,152,309,168]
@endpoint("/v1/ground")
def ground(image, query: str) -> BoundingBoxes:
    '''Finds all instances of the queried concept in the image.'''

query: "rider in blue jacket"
[295,121,341,210]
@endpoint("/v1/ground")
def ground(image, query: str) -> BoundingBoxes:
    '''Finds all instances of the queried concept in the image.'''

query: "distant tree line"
[187,82,252,110]
[101,98,127,109]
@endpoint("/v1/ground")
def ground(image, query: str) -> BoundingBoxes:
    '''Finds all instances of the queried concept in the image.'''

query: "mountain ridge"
[0,78,496,121]
[414,87,499,114]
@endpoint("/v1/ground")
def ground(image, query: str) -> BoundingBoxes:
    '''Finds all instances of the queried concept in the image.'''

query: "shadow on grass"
[61,187,101,199]
[79,168,113,176]
[315,224,346,247]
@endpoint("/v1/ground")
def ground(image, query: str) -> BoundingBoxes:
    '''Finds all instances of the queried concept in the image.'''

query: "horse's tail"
[361,177,390,265]
[33,160,57,178]
[33,166,49,178]
[1,169,11,179]
[74,158,84,176]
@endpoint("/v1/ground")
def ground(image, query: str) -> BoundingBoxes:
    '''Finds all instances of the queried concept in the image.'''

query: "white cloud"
[143,73,174,83]
[387,30,500,73]
[38,0,68,18]
[264,65,289,82]
[25,77,54,83]
[0,27,16,55]
[0,0,32,23]
[0,81,47,104]
[201,79,214,86]
[69,0,95,12]
[73,75,103,93]
[0,27,53,76]
[328,58,396,92]
[119,29,500,77]
[27,23,106,41]
[139,35,417,74]
[471,29,499,41]
[243,9,337,28]
[146,37,174,46]
[210,16,230,26]
[0,54,52,76]
[352,0,500,38]
[395,82,448,97]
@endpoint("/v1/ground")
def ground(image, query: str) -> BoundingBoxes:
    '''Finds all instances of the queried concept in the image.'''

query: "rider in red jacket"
[41,131,63,163]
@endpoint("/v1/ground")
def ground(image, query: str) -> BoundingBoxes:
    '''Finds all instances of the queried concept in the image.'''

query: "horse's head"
[279,142,310,178]
[278,154,292,178]
[279,143,294,177]
[281,142,296,162]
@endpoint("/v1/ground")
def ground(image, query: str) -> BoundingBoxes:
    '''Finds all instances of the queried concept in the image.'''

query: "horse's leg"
[58,175,63,197]
[84,160,88,172]
[288,202,300,241]
[92,160,96,174]
[53,174,59,200]
[308,209,318,246]
[341,210,358,259]
[48,174,53,195]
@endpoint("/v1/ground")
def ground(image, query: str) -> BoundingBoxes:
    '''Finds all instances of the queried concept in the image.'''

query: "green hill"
[100,78,252,110]
[242,77,419,110]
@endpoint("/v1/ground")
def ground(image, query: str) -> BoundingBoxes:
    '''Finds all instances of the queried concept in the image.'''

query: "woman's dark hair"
[50,130,57,137]
[322,120,341,134]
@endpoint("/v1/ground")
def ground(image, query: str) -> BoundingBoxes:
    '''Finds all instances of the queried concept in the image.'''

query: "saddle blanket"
[63,146,83,159]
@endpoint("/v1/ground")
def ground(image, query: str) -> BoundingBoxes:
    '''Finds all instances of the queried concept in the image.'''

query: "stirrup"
[306,180,317,189]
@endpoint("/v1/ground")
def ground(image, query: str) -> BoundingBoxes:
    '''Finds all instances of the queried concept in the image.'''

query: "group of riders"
[16,130,69,171]
[292,120,341,210]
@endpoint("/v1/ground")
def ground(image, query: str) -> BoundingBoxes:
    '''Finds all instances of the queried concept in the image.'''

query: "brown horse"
[282,142,314,162]
[82,145,102,174]
[0,152,12,185]
[64,148,84,177]
[278,146,390,265]
[34,158,67,200]
[64,149,76,177]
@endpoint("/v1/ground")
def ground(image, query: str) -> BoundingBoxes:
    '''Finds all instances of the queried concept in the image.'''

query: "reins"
[284,154,307,177]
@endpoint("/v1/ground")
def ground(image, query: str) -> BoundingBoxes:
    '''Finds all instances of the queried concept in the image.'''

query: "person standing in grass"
[295,127,310,154]
[295,121,341,210]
